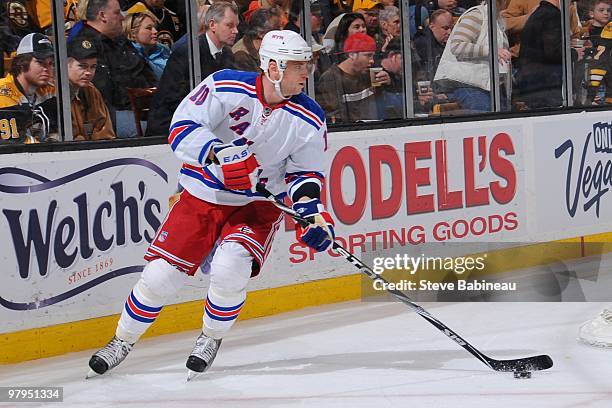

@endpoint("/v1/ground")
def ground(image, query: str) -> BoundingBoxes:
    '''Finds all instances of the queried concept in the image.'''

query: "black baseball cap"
[67,39,98,60]
[16,33,54,59]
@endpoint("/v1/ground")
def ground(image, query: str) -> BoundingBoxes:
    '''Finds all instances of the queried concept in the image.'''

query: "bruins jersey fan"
[589,21,612,105]
[0,33,57,144]
[0,75,56,143]
[127,1,184,48]
[5,0,44,37]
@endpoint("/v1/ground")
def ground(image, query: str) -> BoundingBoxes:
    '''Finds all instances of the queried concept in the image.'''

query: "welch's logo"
[0,158,168,310]
[554,122,612,218]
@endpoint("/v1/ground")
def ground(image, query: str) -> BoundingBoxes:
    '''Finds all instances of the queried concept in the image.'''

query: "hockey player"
[87,29,334,380]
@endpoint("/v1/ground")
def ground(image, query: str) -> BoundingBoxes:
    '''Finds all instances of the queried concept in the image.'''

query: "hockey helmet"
[259,30,312,72]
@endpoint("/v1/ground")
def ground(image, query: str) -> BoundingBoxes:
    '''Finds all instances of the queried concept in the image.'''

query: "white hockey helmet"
[259,30,312,73]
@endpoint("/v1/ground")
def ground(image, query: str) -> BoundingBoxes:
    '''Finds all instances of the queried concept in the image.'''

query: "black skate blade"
[488,354,553,372]
[186,355,208,373]
[88,355,110,375]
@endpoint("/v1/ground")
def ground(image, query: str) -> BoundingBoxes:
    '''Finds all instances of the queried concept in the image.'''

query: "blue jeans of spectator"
[451,87,491,112]
[115,110,146,139]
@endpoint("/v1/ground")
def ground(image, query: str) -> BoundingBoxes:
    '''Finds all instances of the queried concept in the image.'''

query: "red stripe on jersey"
[286,102,323,127]
[127,295,160,319]
[168,125,190,145]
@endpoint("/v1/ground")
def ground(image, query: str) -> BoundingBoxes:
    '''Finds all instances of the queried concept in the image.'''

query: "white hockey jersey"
[169,69,328,206]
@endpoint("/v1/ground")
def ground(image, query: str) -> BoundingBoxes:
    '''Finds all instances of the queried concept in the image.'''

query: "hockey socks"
[116,259,187,344]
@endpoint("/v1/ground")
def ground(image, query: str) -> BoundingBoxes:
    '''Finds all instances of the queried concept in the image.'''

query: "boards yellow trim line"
[1,233,611,364]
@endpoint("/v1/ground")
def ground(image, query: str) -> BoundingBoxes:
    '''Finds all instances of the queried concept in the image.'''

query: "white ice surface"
[2,256,612,408]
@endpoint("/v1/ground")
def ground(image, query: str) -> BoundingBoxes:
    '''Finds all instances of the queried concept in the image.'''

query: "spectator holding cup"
[317,32,390,123]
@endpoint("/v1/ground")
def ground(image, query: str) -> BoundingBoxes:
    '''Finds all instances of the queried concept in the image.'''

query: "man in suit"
[145,1,238,137]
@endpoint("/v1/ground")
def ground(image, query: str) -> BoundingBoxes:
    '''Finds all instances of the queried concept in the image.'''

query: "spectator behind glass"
[414,9,453,84]
[587,21,612,104]
[517,0,585,108]
[376,5,401,52]
[332,13,367,62]
[378,37,404,118]
[71,0,157,138]
[67,38,116,141]
[246,0,291,28]
[354,0,384,37]
[232,7,281,72]
[0,33,57,144]
[173,2,209,51]
[317,32,391,123]
[126,0,184,48]
[145,1,238,137]
[433,0,511,112]
[584,0,611,46]
[502,0,581,59]
[124,12,171,81]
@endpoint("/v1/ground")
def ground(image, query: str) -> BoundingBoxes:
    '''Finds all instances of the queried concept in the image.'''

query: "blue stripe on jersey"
[130,292,162,313]
[206,298,245,312]
[169,120,201,151]
[285,170,325,179]
[290,93,326,124]
[197,138,222,165]
[181,167,224,190]
[205,308,238,321]
[215,87,257,98]
[212,69,258,85]
[124,303,156,323]
[281,106,321,131]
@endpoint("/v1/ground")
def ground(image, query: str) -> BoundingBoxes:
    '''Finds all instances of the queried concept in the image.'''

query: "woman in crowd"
[124,11,171,82]
[433,0,511,112]
[332,13,368,62]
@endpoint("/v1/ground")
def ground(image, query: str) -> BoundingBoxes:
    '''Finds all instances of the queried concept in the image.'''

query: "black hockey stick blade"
[486,354,554,372]
[256,183,554,373]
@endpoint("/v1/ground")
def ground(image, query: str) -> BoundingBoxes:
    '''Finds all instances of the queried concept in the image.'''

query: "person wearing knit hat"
[316,32,390,123]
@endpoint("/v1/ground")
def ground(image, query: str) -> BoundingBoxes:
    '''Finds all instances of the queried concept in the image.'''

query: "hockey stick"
[256,184,553,373]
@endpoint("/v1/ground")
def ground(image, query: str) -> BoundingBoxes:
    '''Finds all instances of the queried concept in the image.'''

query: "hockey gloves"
[213,140,259,190]
[293,198,335,252]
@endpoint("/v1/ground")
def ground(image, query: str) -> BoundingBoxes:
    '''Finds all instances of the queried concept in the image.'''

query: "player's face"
[591,3,611,26]
[136,16,158,46]
[68,57,97,88]
[348,18,367,36]
[210,9,239,47]
[25,57,54,87]
[281,61,311,96]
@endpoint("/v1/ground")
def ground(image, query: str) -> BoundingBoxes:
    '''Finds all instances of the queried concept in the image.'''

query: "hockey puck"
[513,371,532,379]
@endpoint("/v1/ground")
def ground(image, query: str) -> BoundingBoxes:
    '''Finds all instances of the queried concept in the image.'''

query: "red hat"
[343,33,376,53]
[243,1,261,23]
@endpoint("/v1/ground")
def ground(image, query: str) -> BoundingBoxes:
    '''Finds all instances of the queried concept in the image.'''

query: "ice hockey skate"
[579,308,612,348]
[186,332,222,381]
[86,336,134,378]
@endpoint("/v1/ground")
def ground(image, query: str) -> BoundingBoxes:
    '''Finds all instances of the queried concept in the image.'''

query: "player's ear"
[268,60,280,80]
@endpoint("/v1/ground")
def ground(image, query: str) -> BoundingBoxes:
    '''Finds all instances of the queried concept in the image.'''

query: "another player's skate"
[86,336,134,378]
[579,309,612,347]
[186,332,222,381]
